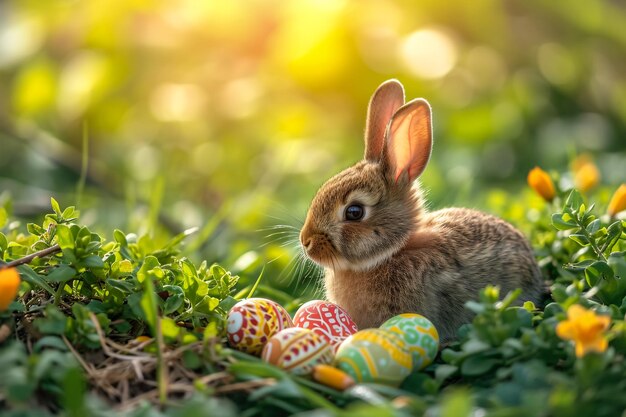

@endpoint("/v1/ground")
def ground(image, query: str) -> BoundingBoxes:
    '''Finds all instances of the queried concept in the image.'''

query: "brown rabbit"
[299,79,544,342]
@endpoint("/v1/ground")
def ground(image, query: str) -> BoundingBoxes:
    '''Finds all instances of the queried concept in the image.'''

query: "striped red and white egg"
[261,327,333,375]
[293,300,358,351]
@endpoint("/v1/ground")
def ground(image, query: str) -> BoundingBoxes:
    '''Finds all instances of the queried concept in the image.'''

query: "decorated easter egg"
[227,298,293,355]
[380,313,439,370]
[334,329,412,386]
[262,327,334,375]
[293,300,358,350]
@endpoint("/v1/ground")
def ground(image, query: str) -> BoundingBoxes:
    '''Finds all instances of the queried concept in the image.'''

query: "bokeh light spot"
[58,52,110,119]
[0,14,42,68]
[150,83,206,122]
[537,43,577,87]
[400,28,457,79]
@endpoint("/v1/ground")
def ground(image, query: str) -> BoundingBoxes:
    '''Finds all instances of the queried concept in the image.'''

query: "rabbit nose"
[302,236,312,250]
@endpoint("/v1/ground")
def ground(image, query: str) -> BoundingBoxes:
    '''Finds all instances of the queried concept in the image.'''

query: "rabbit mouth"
[306,251,351,271]
[301,235,349,270]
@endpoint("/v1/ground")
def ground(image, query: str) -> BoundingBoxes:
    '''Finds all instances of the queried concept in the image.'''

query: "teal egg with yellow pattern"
[334,329,412,386]
[380,313,439,370]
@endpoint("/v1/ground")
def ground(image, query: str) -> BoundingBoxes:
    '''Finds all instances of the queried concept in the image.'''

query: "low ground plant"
[1,170,626,417]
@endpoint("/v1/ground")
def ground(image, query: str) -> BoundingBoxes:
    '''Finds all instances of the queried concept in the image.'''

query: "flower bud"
[0,268,21,311]
[608,184,626,217]
[527,167,556,202]
[572,155,600,192]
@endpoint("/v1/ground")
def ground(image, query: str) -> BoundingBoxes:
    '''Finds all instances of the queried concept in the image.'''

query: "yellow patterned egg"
[227,298,293,355]
[262,327,334,375]
[334,329,412,386]
[380,313,439,370]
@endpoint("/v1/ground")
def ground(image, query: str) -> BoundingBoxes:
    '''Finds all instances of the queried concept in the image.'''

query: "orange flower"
[608,184,626,217]
[556,304,610,357]
[0,268,21,311]
[572,155,600,192]
[527,167,556,202]
[312,364,355,390]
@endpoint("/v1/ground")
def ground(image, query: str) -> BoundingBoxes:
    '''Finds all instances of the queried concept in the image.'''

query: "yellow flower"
[556,304,610,357]
[527,167,556,202]
[572,155,600,192]
[608,184,626,217]
[0,268,21,311]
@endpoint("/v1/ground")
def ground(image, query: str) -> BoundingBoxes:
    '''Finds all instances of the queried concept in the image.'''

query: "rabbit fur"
[299,80,544,342]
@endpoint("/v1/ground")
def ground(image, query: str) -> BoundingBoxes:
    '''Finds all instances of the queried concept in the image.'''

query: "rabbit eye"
[344,204,365,221]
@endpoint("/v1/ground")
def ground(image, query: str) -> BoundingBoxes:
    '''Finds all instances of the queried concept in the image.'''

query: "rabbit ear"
[364,79,405,161]
[385,98,433,183]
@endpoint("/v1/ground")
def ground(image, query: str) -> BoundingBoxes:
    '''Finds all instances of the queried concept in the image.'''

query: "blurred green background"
[1,0,625,298]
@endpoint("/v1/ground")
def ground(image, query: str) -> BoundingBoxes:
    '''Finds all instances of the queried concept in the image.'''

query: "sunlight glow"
[0,15,42,68]
[58,52,109,119]
[150,83,206,122]
[400,28,457,79]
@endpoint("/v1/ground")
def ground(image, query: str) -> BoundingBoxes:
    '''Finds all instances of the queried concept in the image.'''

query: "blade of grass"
[147,176,164,235]
[246,265,265,299]
[75,122,89,209]
[186,200,233,253]
[156,314,168,406]
[254,285,295,306]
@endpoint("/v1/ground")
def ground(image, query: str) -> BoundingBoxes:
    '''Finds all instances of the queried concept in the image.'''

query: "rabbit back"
[325,207,543,342]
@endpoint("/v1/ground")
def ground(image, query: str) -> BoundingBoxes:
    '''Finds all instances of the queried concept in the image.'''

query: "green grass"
[1,177,626,417]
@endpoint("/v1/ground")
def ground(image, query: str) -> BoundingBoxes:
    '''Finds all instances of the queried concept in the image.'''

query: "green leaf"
[56,224,75,250]
[0,232,8,253]
[219,296,238,312]
[33,336,69,352]
[113,229,127,246]
[585,261,614,287]
[460,355,499,377]
[46,265,77,283]
[182,350,202,370]
[465,301,485,314]
[27,222,45,236]
[163,285,184,314]
[62,366,86,417]
[435,364,459,382]
[203,321,219,339]
[137,255,162,283]
[569,233,589,246]
[36,305,68,335]
[51,197,62,216]
[551,213,578,231]
[140,275,158,333]
[17,265,55,295]
[441,389,472,417]
[587,218,601,234]
[61,206,78,221]
[565,189,583,210]
[81,255,105,269]
[161,316,181,340]
[604,221,623,252]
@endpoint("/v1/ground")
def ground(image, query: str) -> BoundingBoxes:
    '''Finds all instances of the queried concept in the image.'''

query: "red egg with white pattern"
[227,298,293,355]
[293,300,358,350]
